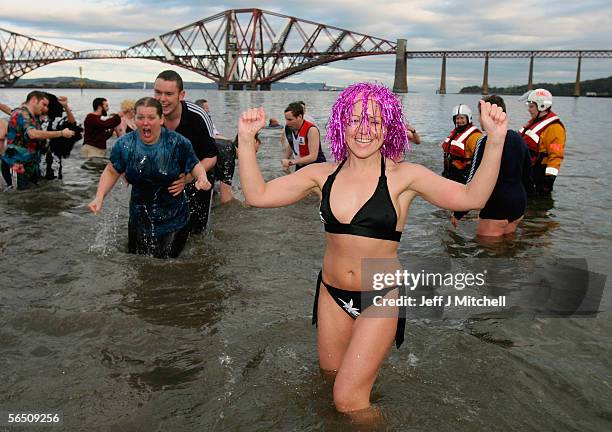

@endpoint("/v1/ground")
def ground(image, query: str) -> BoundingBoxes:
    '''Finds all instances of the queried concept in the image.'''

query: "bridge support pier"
[527,56,534,90]
[574,55,582,97]
[393,39,407,93]
[232,83,244,90]
[218,82,229,90]
[246,83,258,90]
[482,53,489,95]
[438,55,446,94]
[0,77,17,88]
[260,83,271,91]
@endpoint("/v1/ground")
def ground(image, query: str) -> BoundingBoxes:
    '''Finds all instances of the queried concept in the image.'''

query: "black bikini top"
[319,157,402,242]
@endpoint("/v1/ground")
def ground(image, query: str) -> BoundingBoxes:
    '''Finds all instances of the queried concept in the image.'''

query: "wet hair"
[194,99,208,108]
[326,82,409,161]
[135,97,163,117]
[284,102,304,118]
[92,97,107,111]
[44,92,64,119]
[298,100,306,106]
[26,91,49,103]
[156,70,184,91]
[120,99,136,113]
[481,94,506,113]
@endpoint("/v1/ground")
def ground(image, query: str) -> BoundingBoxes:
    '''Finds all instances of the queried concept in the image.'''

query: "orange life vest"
[442,125,480,170]
[519,111,563,163]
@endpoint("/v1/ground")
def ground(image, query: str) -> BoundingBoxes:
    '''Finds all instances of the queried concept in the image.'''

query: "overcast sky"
[1,0,610,92]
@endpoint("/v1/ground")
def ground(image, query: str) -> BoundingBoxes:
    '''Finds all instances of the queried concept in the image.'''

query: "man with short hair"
[281,102,326,172]
[82,98,122,158]
[154,70,218,233]
[194,98,221,136]
[451,95,532,236]
[297,100,317,126]
[1,91,74,188]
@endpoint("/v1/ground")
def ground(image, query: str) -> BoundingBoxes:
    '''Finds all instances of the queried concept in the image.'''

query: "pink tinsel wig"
[325,82,409,161]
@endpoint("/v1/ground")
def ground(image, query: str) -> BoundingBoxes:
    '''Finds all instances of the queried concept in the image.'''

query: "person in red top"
[82,98,122,158]
[281,102,326,172]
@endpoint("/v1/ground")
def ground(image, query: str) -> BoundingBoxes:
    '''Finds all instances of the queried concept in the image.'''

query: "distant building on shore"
[320,83,346,91]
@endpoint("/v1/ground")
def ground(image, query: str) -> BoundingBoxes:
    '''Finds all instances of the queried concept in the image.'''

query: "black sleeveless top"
[319,157,402,242]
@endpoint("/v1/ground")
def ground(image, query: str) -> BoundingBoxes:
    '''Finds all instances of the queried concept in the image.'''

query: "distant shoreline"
[459,76,612,97]
[8,75,611,96]
[10,77,328,91]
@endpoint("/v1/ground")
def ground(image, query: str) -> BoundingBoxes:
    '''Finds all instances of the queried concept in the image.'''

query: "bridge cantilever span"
[0,27,75,87]
[0,10,396,89]
[1,10,611,94]
[117,8,397,89]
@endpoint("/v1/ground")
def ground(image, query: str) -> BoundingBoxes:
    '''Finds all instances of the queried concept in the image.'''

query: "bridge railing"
[406,50,612,58]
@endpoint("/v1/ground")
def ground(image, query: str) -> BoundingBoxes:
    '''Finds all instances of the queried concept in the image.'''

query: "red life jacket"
[519,111,563,160]
[442,125,480,169]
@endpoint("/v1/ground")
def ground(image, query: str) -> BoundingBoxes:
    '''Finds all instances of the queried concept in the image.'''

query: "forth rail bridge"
[1,8,611,95]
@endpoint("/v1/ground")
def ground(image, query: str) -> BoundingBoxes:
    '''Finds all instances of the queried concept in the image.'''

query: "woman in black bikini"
[237,83,507,417]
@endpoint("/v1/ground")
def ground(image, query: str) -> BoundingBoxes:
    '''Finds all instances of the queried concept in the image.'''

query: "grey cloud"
[2,0,610,90]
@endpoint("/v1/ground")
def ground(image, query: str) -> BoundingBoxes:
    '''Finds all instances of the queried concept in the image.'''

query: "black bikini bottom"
[312,271,406,348]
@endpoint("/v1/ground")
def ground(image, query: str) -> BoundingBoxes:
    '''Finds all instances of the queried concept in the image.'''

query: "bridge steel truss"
[119,9,397,90]
[0,28,76,87]
[1,9,611,94]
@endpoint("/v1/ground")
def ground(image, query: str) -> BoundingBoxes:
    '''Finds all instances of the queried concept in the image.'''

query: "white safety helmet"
[452,104,473,125]
[523,88,553,111]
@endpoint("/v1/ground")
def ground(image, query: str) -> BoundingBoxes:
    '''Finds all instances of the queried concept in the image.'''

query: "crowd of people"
[0,76,566,252]
[442,89,565,236]
[0,76,567,419]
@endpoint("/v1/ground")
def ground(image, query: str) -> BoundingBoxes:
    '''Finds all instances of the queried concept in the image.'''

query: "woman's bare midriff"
[322,233,401,291]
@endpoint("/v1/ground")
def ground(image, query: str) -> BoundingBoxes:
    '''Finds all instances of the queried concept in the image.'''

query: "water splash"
[407,352,419,367]
[88,206,120,256]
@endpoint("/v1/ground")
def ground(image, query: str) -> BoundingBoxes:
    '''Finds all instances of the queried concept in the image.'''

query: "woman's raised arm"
[408,100,507,211]
[237,107,320,208]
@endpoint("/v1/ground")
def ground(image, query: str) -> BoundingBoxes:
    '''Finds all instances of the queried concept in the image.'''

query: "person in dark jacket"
[451,95,532,237]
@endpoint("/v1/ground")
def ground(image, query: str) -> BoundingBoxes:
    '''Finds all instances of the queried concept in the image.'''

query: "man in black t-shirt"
[154,70,218,233]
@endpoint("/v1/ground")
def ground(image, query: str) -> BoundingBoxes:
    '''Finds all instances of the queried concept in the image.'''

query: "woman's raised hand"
[238,107,266,143]
[479,100,507,142]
